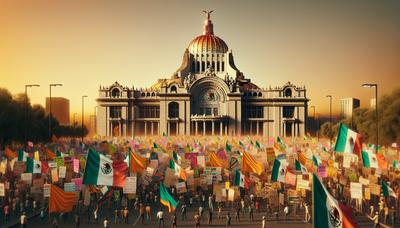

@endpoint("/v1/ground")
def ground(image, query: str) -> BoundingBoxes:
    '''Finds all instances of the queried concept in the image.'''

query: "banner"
[176,182,187,194]
[123,175,137,194]
[58,166,66,178]
[369,183,381,195]
[364,187,371,200]
[317,166,327,178]
[72,178,83,191]
[296,177,310,190]
[73,159,80,173]
[21,173,33,185]
[54,157,64,167]
[64,182,76,192]
[51,168,59,182]
[359,177,370,186]
[13,161,26,175]
[350,182,362,199]
[43,184,51,197]
[228,188,235,201]
[33,178,44,188]
[48,162,57,169]
[0,183,4,196]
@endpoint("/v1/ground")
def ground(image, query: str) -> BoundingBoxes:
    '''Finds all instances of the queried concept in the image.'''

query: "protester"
[157,209,164,228]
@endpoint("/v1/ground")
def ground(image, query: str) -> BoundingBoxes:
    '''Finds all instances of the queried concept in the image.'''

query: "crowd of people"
[0,128,399,228]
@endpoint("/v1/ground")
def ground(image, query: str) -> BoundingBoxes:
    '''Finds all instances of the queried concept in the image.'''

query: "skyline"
[1,0,399,119]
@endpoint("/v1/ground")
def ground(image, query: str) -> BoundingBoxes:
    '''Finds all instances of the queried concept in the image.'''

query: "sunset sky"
[1,0,399,120]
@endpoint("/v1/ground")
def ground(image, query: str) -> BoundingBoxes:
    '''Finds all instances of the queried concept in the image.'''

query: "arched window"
[111,88,120,98]
[170,85,177,93]
[168,102,179,118]
[146,92,150,97]
[253,92,257,97]
[151,92,155,97]
[258,92,262,97]
[284,88,292,97]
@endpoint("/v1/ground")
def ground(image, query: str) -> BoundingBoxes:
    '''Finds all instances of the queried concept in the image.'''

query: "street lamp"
[94,106,98,135]
[24,84,40,143]
[73,113,78,127]
[362,83,378,151]
[326,95,332,151]
[310,106,316,137]
[49,83,63,140]
[82,95,88,142]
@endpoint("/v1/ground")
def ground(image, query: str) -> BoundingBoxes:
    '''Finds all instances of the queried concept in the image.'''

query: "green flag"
[160,182,178,212]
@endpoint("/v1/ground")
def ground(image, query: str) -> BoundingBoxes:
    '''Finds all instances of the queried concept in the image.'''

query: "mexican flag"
[169,159,187,180]
[18,150,29,162]
[160,182,178,212]
[271,159,288,182]
[173,151,182,164]
[334,123,362,157]
[313,174,357,228]
[312,155,322,166]
[83,149,128,187]
[226,143,232,152]
[361,150,378,169]
[26,157,42,174]
[381,181,397,198]
[234,170,245,188]
[295,159,308,174]
[394,160,400,169]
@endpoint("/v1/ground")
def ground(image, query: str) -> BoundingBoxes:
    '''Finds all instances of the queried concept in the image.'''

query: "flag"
[275,136,286,150]
[226,143,232,152]
[153,142,159,149]
[381,181,397,198]
[41,161,49,174]
[361,150,378,168]
[46,148,56,160]
[27,141,34,147]
[255,141,261,149]
[173,151,182,164]
[49,184,78,213]
[394,160,400,169]
[26,157,42,174]
[298,152,308,165]
[160,182,178,212]
[234,170,245,188]
[376,153,388,170]
[34,151,40,161]
[169,159,187,180]
[313,174,358,228]
[285,169,297,186]
[56,150,67,157]
[0,160,7,174]
[242,152,263,175]
[312,155,322,166]
[334,123,362,157]
[5,147,18,159]
[295,159,308,174]
[83,149,128,187]
[129,151,148,173]
[108,143,117,154]
[209,153,228,169]
[18,150,29,162]
[271,159,288,182]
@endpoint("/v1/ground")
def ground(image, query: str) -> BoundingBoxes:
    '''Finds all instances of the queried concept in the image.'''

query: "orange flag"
[297,152,308,166]
[5,147,18,159]
[376,153,388,170]
[46,148,56,160]
[242,152,263,175]
[130,151,148,173]
[209,153,228,169]
[49,184,78,213]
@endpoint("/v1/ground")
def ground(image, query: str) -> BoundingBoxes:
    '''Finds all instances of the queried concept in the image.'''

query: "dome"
[188,34,228,54]
[187,11,228,54]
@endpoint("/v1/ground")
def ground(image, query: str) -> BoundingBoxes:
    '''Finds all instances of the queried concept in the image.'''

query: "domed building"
[96,12,309,137]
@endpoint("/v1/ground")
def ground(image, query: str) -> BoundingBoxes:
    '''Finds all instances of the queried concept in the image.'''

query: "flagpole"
[312,174,314,228]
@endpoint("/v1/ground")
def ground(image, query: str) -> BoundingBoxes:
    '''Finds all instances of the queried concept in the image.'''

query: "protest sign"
[43,184,51,197]
[123,175,137,194]
[0,183,4,196]
[58,166,66,178]
[64,182,76,192]
[21,173,33,185]
[176,182,187,194]
[73,159,80,173]
[350,182,362,199]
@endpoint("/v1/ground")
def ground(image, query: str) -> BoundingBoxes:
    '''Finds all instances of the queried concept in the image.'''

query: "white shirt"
[20,215,27,224]
[157,211,164,219]
[284,206,289,214]
[103,219,108,227]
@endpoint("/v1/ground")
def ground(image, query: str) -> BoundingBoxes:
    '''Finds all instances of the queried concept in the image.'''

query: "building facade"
[45,97,70,125]
[340,98,360,119]
[96,12,309,137]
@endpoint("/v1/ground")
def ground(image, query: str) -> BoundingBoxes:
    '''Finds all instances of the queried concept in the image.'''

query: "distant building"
[340,98,360,119]
[45,97,70,125]
[96,12,308,137]
[370,98,376,108]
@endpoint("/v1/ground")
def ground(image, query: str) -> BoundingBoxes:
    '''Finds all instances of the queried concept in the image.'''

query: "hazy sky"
[1,0,399,119]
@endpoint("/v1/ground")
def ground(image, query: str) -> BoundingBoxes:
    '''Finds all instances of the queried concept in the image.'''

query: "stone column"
[151,122,154,135]
[144,121,147,136]
[212,121,215,136]
[256,121,260,135]
[203,121,206,136]
[195,121,198,136]
[220,121,223,136]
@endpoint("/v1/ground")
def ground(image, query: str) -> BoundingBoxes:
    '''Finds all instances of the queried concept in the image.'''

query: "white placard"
[64,182,76,192]
[43,184,51,197]
[58,166,66,178]
[350,182,362,199]
[48,162,57,168]
[123,175,137,194]
[0,183,5,196]
[21,173,33,185]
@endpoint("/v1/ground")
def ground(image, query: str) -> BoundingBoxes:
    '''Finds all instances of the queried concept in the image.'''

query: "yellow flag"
[34,151,40,161]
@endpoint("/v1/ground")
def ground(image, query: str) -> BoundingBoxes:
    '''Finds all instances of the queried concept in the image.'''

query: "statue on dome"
[203,10,214,20]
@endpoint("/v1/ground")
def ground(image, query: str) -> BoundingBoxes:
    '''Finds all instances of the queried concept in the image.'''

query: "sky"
[1,0,399,120]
